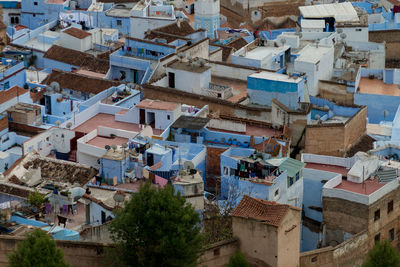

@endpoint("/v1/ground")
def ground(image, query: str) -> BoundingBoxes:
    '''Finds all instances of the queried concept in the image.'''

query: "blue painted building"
[21,0,68,29]
[247,71,305,109]
[109,37,176,84]
[220,147,304,208]
[194,0,220,38]
[0,58,26,90]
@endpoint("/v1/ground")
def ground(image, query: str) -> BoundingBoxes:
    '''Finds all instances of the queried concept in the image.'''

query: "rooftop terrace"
[358,77,400,96]
[333,178,385,196]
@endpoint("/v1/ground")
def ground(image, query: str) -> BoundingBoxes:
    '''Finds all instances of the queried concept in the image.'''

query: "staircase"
[376,169,397,183]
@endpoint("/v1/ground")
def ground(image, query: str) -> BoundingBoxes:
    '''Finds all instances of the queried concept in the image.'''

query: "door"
[101,211,106,224]
[139,109,145,124]
[85,204,90,224]
[44,95,51,114]
[147,153,154,167]
[168,72,175,88]
[132,69,138,83]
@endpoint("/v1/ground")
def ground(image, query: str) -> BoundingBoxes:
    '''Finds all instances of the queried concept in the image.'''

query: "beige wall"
[305,107,366,157]
[300,231,368,267]
[318,81,354,106]
[233,217,278,267]
[199,239,239,267]
[277,208,301,267]
[0,235,108,267]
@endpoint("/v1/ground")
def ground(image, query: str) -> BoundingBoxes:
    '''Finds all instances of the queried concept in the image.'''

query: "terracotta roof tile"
[63,27,91,39]
[0,86,28,104]
[232,195,294,226]
[43,69,123,94]
[44,45,110,74]
[145,21,198,41]
[227,37,248,51]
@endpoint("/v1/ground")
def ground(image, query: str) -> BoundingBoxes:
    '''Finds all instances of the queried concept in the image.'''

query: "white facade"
[337,26,369,43]
[294,44,334,96]
[59,30,92,52]
[166,67,211,94]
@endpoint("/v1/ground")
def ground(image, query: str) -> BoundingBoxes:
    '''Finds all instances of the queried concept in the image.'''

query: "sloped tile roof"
[0,86,28,104]
[232,195,290,226]
[44,45,110,74]
[63,27,92,39]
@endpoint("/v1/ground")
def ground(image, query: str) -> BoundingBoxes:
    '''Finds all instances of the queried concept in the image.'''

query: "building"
[247,71,305,109]
[232,195,301,267]
[0,0,21,27]
[130,0,176,39]
[7,102,41,125]
[194,0,220,38]
[172,167,204,211]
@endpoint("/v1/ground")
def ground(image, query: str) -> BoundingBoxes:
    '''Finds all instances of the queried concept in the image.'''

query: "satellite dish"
[127,83,135,89]
[113,192,125,203]
[178,169,186,176]
[298,33,303,38]
[337,28,343,34]
[121,143,128,149]
[105,145,111,150]
[111,144,117,151]
[45,86,53,93]
[55,120,61,126]
[177,52,185,60]
[187,56,193,62]
[183,161,194,170]
[340,33,347,39]
[66,122,72,129]
[50,81,60,92]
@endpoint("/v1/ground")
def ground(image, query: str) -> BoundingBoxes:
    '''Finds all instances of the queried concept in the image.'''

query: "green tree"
[26,189,45,211]
[362,240,400,267]
[227,251,250,267]
[8,229,69,267]
[108,182,203,267]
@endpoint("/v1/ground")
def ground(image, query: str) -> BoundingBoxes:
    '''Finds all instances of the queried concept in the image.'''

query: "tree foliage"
[8,229,69,267]
[227,251,250,267]
[27,189,45,210]
[362,240,400,267]
[108,182,203,267]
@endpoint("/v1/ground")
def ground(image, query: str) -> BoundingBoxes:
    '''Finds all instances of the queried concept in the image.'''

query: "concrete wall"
[300,230,368,267]
[199,239,239,267]
[0,235,109,267]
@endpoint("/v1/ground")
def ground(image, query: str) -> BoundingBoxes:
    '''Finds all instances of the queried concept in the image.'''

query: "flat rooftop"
[87,136,129,148]
[358,77,400,96]
[207,124,281,138]
[334,178,385,196]
[305,163,349,176]
[106,3,135,17]
[244,45,288,60]
[74,113,163,135]
[249,71,302,83]
[295,45,332,64]
[166,60,211,73]
[211,76,247,103]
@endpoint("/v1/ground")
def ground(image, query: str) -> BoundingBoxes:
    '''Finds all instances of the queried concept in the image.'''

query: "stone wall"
[318,81,354,106]
[300,230,368,267]
[199,238,239,267]
[323,197,369,246]
[0,235,109,267]
[304,107,367,157]
[369,30,400,61]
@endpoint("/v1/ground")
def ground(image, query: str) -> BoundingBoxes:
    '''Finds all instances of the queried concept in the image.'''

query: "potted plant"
[232,139,238,145]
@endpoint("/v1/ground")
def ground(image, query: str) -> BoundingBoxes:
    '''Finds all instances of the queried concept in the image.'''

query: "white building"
[294,44,334,96]
[130,0,176,39]
[59,27,92,52]
[194,0,220,38]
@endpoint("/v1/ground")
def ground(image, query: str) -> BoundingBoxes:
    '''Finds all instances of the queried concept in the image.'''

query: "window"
[213,248,220,256]
[295,172,300,181]
[388,200,394,214]
[356,29,362,32]
[33,14,36,17]
[311,256,318,263]
[374,209,380,221]
[10,17,15,24]
[4,82,10,90]
[374,233,380,243]
[274,189,279,197]
[217,93,222,98]
[167,115,170,120]
[288,176,294,187]
[34,1,38,5]
[117,20,122,26]
[223,167,228,176]
[389,228,395,242]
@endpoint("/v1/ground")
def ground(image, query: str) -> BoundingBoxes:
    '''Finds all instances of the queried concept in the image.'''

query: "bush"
[228,251,250,267]
[362,240,400,267]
